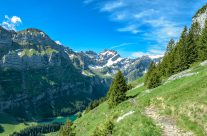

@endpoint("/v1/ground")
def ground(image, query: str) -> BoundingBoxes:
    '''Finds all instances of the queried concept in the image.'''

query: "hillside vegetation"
[70,5,207,135]
[72,60,207,136]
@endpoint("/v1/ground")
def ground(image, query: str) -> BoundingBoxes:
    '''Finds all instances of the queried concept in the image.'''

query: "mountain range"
[0,26,156,120]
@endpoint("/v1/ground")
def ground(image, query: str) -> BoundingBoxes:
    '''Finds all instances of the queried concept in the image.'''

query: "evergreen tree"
[147,70,162,89]
[107,71,128,108]
[166,39,175,53]
[160,39,175,77]
[144,62,156,86]
[144,62,162,89]
[198,20,207,61]
[174,26,189,72]
[186,22,201,64]
[166,39,176,76]
[59,119,75,136]
[146,63,162,89]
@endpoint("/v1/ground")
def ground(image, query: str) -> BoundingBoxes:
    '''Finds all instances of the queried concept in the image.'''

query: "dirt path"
[144,107,194,136]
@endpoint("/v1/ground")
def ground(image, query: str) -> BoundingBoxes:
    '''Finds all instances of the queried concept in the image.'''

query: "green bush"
[59,119,75,136]
[93,120,114,136]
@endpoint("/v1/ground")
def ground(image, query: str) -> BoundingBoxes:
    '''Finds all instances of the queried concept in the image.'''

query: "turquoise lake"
[38,115,76,124]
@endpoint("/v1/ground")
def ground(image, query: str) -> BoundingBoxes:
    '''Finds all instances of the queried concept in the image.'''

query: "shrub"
[59,119,75,136]
[93,120,114,136]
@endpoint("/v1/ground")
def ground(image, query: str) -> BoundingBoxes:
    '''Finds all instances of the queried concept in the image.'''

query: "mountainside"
[72,60,207,136]
[0,26,154,120]
[0,27,111,119]
[56,3,207,136]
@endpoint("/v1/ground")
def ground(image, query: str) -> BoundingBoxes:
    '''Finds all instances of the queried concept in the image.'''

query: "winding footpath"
[144,107,194,136]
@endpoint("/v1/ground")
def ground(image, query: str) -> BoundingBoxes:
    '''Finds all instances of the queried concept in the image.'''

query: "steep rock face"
[0,26,12,46]
[193,4,207,29]
[12,28,56,47]
[1,50,62,70]
[0,27,110,120]
[0,26,13,58]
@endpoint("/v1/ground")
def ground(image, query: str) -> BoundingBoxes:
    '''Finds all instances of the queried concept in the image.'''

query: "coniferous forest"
[145,21,207,89]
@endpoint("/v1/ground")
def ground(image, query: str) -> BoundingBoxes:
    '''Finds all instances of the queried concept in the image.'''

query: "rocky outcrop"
[12,28,56,47]
[0,51,62,70]
[193,4,207,29]
[0,26,12,47]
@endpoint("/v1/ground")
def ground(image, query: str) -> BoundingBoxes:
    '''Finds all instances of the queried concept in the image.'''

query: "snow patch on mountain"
[105,57,123,67]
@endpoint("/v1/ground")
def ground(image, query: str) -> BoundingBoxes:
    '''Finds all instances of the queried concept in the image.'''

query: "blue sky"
[0,0,206,58]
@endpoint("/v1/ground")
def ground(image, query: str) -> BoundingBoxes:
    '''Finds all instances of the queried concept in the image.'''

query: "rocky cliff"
[0,25,156,120]
[0,27,110,120]
[193,4,207,29]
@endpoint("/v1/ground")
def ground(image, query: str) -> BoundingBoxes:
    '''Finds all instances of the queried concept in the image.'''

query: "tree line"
[10,123,62,136]
[145,21,207,89]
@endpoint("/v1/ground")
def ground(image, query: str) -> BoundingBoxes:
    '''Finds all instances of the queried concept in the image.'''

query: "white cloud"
[10,16,22,24]
[132,49,164,59]
[117,25,140,34]
[133,9,156,19]
[84,0,203,58]
[110,42,134,49]
[143,17,182,44]
[1,15,22,31]
[101,1,125,12]
[55,41,62,45]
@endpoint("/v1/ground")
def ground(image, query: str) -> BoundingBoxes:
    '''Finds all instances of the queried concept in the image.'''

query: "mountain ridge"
[0,25,154,121]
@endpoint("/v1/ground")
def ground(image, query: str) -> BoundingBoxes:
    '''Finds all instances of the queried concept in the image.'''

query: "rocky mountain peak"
[98,49,119,61]
[0,26,12,47]
[85,50,98,59]
[12,28,56,46]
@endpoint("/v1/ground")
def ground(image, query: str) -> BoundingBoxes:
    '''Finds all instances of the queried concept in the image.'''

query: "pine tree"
[198,20,207,61]
[107,71,128,108]
[166,39,176,76]
[166,39,175,53]
[59,119,75,136]
[144,62,156,86]
[174,26,189,72]
[186,22,201,64]
[144,62,161,89]
[147,70,162,89]
[160,39,175,77]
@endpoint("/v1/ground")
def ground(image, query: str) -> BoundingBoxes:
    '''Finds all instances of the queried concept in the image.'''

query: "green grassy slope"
[73,61,207,136]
